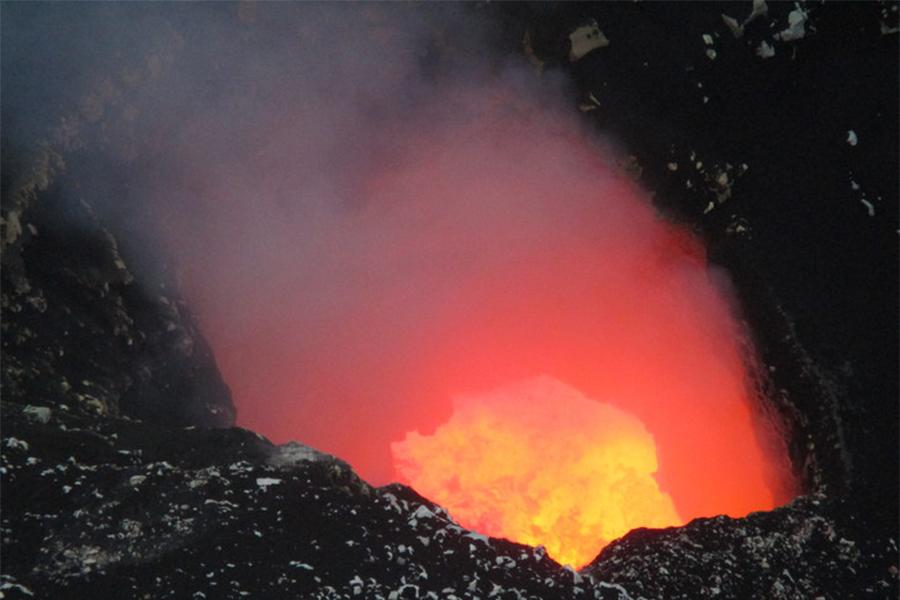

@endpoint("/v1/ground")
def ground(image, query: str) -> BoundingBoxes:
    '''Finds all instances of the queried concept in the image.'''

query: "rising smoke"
[2,2,794,538]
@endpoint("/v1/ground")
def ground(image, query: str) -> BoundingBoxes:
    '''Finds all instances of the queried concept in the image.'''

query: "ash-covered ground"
[2,2,898,598]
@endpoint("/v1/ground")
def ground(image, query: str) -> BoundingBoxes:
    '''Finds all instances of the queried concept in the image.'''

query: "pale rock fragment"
[567,20,609,62]
[23,406,52,424]
[756,41,776,59]
[722,0,768,38]
[775,8,808,42]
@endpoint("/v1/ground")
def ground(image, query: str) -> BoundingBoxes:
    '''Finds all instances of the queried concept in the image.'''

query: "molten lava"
[392,376,681,568]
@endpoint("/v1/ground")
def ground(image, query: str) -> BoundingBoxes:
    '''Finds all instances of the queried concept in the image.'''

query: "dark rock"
[584,496,897,599]
[504,1,899,511]
[1,173,235,429]
[3,398,895,598]
[0,401,625,600]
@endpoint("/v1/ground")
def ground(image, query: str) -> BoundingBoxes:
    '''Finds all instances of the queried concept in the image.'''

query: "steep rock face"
[0,172,235,428]
[506,1,899,509]
[1,1,230,427]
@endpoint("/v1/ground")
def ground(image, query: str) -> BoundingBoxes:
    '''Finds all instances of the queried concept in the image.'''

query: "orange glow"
[392,376,681,568]
[163,81,796,565]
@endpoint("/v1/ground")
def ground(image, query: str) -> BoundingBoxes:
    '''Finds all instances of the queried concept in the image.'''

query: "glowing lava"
[392,376,682,568]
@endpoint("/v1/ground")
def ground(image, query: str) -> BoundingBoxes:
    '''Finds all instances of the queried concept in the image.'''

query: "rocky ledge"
[2,400,896,599]
[1,401,622,600]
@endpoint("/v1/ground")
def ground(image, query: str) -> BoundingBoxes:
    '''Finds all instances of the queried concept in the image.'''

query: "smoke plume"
[2,2,794,552]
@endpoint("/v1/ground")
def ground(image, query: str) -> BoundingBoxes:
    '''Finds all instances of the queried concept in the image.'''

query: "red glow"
[160,86,795,565]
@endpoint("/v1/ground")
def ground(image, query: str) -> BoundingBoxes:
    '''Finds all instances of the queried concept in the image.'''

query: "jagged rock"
[509,0,898,514]
[0,402,629,600]
[3,400,896,599]
[584,496,896,599]
[0,178,235,428]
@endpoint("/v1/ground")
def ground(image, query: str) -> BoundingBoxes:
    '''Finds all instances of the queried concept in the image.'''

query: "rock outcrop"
[1,401,628,599]
[4,399,897,599]
[1,164,235,428]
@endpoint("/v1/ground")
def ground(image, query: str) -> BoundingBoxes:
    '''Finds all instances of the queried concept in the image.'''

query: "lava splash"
[392,376,681,568]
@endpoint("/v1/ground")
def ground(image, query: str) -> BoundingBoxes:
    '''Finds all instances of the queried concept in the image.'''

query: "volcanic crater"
[1,2,897,599]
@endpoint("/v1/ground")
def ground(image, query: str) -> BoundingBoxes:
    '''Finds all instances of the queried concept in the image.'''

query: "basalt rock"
[2,399,895,599]
[583,496,896,599]
[503,0,900,510]
[0,173,235,429]
[0,401,626,600]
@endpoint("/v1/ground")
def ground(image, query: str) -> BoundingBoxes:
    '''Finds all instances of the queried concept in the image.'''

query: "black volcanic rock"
[1,172,235,429]
[506,0,900,508]
[496,0,899,574]
[584,496,897,599]
[0,402,629,600]
[2,398,895,599]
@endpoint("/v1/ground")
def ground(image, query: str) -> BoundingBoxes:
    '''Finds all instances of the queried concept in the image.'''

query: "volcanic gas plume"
[178,93,792,564]
[150,77,793,567]
[6,3,797,568]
